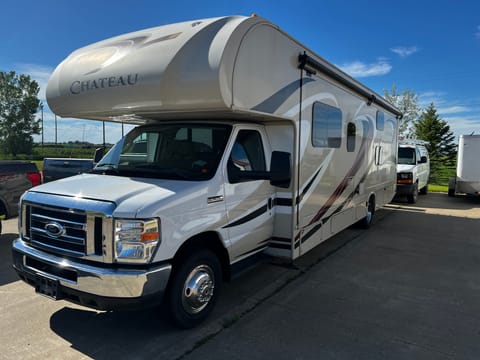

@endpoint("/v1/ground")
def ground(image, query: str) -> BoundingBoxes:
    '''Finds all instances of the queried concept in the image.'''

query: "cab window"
[228,130,266,182]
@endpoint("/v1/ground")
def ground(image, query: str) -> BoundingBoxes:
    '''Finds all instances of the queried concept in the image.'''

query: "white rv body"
[449,134,480,196]
[13,15,401,327]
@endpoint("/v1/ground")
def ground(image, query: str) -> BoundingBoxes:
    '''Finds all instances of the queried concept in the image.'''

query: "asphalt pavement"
[1,192,480,359]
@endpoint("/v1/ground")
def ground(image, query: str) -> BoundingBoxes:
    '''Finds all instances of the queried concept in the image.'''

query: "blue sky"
[2,0,480,144]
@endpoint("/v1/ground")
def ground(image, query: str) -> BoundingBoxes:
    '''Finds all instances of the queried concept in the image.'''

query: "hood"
[30,173,209,218]
[397,164,415,173]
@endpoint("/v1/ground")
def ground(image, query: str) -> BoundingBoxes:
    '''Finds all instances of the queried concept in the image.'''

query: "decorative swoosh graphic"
[295,117,375,247]
[252,78,315,113]
[223,204,268,228]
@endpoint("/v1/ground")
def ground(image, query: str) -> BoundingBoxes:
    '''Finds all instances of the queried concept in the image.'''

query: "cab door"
[223,127,275,262]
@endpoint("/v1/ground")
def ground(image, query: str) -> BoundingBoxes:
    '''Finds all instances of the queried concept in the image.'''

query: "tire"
[407,184,418,204]
[165,249,222,329]
[419,184,428,195]
[448,177,456,197]
[359,196,375,229]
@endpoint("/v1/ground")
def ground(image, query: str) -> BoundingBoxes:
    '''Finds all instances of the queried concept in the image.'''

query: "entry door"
[223,128,275,262]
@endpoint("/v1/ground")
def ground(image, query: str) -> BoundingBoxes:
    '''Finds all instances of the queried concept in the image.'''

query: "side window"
[347,122,356,152]
[376,111,384,131]
[228,130,266,182]
[312,102,342,148]
[416,148,422,164]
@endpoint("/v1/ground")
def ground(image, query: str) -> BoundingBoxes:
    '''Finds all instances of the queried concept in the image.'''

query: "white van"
[12,15,401,328]
[396,140,430,203]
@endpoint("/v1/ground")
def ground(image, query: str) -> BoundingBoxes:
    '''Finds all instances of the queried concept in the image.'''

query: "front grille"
[21,192,116,262]
[28,204,87,255]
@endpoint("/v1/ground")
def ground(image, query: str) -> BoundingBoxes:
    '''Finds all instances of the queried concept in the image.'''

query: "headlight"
[397,172,413,184]
[114,218,160,263]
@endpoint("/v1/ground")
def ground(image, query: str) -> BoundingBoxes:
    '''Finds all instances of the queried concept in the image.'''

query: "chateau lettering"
[70,74,139,94]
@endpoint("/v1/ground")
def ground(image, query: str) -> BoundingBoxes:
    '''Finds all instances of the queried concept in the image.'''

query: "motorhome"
[448,134,480,196]
[12,15,401,328]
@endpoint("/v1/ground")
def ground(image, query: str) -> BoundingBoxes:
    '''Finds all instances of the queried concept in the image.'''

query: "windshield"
[94,124,232,180]
[398,147,416,165]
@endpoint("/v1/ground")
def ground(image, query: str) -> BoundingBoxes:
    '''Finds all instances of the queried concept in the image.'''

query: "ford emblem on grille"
[45,221,66,238]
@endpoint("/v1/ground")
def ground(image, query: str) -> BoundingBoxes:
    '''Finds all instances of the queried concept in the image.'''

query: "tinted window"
[312,102,342,148]
[228,130,266,183]
[347,122,356,152]
[376,111,384,131]
[398,147,416,165]
[229,130,266,172]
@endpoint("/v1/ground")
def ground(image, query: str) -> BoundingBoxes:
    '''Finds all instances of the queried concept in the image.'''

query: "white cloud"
[443,115,480,139]
[15,63,54,102]
[418,91,447,108]
[417,91,480,139]
[437,105,470,115]
[390,46,419,58]
[339,58,392,78]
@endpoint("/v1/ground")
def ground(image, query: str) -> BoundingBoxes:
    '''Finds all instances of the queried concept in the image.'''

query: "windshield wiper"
[91,164,119,175]
[129,165,192,180]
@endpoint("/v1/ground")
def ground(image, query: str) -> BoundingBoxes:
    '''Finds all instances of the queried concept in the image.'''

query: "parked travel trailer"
[13,15,401,328]
[448,134,480,196]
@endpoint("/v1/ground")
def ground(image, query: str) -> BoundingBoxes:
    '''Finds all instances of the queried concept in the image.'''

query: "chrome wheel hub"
[182,265,215,314]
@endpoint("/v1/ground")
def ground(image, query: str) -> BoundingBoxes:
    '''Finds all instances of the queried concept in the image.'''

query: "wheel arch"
[171,231,231,282]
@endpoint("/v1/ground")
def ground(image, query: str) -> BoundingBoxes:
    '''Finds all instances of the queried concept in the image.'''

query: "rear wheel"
[448,177,456,197]
[359,196,375,229]
[165,249,222,329]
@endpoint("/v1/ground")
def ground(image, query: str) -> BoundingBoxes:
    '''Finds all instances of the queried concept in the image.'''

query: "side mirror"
[270,151,291,188]
[420,156,427,164]
[93,147,105,163]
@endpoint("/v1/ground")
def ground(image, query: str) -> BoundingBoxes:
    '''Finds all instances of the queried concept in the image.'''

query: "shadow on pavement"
[49,307,181,359]
[0,233,20,286]
[392,191,480,212]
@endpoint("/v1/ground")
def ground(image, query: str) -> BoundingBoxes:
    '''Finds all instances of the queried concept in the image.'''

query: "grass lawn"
[428,184,448,193]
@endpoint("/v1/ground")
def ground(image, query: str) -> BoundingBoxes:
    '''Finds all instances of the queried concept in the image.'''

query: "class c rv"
[13,15,401,328]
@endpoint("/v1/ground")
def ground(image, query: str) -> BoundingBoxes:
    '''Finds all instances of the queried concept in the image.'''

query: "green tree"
[415,103,456,182]
[0,71,41,156]
[383,84,420,137]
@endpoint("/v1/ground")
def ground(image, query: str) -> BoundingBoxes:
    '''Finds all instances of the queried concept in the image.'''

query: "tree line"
[0,70,458,183]
[384,85,457,183]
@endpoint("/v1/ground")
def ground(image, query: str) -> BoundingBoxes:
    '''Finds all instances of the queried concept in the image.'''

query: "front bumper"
[395,183,416,196]
[12,238,172,310]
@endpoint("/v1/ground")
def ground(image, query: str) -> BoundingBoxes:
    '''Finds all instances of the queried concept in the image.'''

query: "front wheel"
[165,250,222,329]
[419,184,428,195]
[407,184,418,204]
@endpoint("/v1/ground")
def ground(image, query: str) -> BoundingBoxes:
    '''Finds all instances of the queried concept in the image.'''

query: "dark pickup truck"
[0,161,41,227]
[42,158,94,183]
